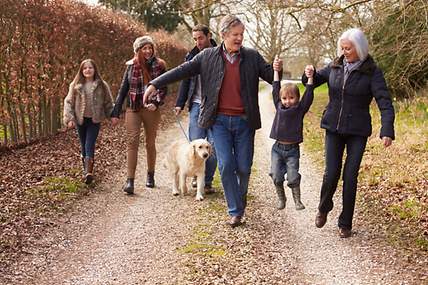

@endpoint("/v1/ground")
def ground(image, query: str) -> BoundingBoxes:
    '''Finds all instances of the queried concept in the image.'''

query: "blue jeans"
[188,102,217,186]
[76,117,100,158]
[211,114,255,217]
[319,130,367,230]
[270,142,301,188]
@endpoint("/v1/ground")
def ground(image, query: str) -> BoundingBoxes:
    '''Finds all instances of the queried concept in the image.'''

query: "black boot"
[146,171,155,188]
[123,178,134,194]
[291,186,305,210]
[275,185,286,210]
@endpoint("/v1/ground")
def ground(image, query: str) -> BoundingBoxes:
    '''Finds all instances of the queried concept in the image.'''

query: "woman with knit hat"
[111,36,167,194]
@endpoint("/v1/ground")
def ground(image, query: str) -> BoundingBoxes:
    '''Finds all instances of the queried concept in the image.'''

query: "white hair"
[337,28,369,61]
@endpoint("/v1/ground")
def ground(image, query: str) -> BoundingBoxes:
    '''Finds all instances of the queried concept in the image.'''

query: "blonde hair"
[280,83,300,100]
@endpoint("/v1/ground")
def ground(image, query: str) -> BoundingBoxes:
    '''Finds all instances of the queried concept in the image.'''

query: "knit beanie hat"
[133,36,154,53]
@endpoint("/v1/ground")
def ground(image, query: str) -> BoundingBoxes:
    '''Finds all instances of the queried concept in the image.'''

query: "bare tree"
[244,0,303,63]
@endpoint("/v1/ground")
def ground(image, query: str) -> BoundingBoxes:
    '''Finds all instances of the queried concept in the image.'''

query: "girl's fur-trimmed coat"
[63,79,114,126]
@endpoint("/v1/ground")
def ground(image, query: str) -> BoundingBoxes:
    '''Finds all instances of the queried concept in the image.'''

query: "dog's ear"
[192,144,196,157]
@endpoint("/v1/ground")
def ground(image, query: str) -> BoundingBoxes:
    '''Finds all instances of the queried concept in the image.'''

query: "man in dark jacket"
[175,24,217,194]
[144,15,282,227]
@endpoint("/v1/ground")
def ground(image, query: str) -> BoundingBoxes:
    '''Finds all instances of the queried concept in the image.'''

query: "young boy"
[270,62,314,210]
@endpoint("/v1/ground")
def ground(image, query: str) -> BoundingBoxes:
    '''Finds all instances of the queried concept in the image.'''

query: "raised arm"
[301,66,315,113]
[302,64,331,88]
[272,56,282,106]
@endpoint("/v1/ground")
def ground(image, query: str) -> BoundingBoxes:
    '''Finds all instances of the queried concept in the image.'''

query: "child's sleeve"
[63,83,76,126]
[301,84,315,114]
[272,81,281,107]
[302,65,330,88]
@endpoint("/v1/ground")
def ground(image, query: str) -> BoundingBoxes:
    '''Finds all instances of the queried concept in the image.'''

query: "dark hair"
[192,24,210,36]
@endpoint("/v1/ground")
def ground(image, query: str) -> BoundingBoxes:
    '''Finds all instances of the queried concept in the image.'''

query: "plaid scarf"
[129,57,145,110]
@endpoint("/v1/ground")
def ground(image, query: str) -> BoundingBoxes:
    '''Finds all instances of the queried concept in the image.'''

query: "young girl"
[63,59,114,184]
[111,36,167,194]
[270,60,314,210]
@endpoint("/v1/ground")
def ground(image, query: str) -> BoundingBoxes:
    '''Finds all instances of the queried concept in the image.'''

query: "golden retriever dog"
[167,138,212,201]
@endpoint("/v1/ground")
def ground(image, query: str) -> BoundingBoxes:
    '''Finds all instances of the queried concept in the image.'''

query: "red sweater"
[217,54,244,115]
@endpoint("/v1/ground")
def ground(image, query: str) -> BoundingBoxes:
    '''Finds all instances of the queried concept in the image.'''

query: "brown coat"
[63,79,113,126]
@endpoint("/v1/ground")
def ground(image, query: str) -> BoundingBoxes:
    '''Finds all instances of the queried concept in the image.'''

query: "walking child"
[270,59,314,210]
[63,59,114,184]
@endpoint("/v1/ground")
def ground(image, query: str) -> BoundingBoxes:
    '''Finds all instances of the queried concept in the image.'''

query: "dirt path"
[5,85,425,285]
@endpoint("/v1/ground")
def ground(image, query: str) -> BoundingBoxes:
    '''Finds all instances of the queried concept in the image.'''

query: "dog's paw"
[195,194,204,201]
[172,190,179,196]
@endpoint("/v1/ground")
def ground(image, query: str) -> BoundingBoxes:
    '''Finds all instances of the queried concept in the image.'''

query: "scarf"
[343,59,362,86]
[129,55,156,110]
[129,57,144,110]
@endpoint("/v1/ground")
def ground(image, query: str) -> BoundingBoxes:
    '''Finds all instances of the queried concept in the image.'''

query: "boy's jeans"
[270,142,301,188]
[211,114,255,217]
[76,117,100,159]
[188,102,217,186]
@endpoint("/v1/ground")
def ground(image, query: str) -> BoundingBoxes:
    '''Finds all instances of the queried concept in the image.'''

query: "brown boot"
[315,211,328,228]
[84,157,94,184]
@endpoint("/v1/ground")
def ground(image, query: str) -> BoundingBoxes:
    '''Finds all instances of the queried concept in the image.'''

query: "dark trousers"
[319,130,367,230]
[76,117,100,159]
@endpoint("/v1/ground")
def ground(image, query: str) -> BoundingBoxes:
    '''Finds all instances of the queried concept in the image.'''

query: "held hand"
[382,136,392,148]
[67,121,75,129]
[305,65,314,78]
[273,56,283,72]
[111,117,119,127]
[143,85,156,105]
[174,107,182,116]
[145,103,157,111]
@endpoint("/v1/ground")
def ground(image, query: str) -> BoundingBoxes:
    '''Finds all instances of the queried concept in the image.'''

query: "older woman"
[111,36,167,194]
[302,28,395,238]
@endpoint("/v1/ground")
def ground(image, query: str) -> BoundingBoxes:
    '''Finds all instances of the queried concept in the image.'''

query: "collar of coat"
[187,38,218,58]
[331,54,377,75]
[74,79,100,91]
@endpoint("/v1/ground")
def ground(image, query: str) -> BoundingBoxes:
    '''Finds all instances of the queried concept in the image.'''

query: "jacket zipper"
[336,85,345,131]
